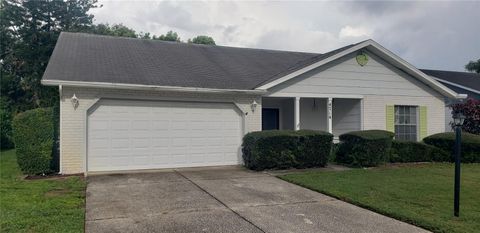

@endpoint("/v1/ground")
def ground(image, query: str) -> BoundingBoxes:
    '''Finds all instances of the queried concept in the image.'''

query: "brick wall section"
[60,86,262,174]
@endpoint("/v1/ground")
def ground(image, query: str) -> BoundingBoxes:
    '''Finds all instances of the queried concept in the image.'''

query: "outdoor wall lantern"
[71,94,79,110]
[251,100,258,113]
[451,110,465,217]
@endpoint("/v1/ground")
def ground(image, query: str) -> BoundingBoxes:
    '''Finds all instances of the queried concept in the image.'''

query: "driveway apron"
[86,166,429,233]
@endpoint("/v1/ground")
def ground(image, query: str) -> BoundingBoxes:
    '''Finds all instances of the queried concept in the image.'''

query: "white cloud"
[339,26,372,39]
[90,0,480,71]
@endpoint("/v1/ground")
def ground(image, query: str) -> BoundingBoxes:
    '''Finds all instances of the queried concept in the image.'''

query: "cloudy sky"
[90,1,480,71]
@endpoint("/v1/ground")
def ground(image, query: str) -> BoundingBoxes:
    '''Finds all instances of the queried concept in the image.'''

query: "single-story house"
[42,32,465,174]
[421,69,480,131]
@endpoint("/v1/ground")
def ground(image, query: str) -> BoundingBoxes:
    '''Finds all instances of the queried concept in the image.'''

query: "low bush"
[242,130,333,170]
[390,140,450,163]
[336,130,394,167]
[12,108,55,175]
[423,132,480,163]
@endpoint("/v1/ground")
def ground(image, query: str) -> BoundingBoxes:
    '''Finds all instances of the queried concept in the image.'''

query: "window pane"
[410,114,416,124]
[394,106,417,141]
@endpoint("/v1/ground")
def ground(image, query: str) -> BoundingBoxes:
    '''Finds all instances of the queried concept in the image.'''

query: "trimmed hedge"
[12,108,55,175]
[423,132,480,163]
[242,130,333,170]
[336,130,394,167]
[390,140,450,163]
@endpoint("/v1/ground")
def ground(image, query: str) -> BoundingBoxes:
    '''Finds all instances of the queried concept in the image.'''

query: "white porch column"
[327,97,333,134]
[294,97,300,130]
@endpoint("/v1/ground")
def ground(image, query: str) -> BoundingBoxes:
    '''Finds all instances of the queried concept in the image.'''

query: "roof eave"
[41,79,267,95]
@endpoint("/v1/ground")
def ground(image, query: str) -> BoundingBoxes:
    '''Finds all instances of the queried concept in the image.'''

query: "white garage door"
[87,99,243,172]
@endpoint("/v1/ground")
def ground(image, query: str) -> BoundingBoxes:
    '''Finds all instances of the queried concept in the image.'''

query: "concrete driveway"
[86,166,429,233]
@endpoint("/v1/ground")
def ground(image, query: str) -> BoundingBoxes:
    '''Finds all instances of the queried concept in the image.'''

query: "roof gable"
[267,50,446,99]
[256,40,463,99]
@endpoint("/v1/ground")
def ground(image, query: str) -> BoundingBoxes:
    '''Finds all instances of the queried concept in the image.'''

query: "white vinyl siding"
[332,99,361,136]
[269,52,442,98]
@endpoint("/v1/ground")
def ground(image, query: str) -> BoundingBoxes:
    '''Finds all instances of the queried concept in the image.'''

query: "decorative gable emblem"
[356,51,369,66]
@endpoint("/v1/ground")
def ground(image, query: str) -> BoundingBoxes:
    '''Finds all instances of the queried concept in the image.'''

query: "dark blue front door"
[262,108,279,130]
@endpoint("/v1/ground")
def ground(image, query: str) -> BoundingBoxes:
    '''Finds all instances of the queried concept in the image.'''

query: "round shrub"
[336,130,394,167]
[390,140,450,163]
[423,132,480,163]
[12,108,55,175]
[242,130,333,170]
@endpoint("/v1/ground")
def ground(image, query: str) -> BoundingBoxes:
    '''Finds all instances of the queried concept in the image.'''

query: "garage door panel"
[90,120,109,130]
[87,99,242,172]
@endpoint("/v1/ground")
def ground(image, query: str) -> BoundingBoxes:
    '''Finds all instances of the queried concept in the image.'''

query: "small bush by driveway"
[0,150,85,233]
[280,163,480,233]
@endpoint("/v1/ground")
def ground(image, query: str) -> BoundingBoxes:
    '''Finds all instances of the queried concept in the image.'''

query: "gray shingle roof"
[43,32,337,90]
[421,69,480,92]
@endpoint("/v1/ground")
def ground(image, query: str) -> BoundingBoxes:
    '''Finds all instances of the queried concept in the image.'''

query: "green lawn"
[280,163,480,233]
[0,150,86,233]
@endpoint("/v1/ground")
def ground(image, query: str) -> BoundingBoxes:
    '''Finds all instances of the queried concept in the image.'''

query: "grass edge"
[277,175,444,233]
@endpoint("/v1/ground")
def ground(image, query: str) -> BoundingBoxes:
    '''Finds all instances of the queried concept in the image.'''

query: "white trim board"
[267,93,364,99]
[255,39,464,100]
[42,80,266,95]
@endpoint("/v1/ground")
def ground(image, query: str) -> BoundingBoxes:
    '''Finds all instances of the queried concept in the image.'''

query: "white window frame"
[394,105,419,141]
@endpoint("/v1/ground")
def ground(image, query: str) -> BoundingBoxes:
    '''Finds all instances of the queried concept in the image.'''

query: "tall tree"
[465,59,480,74]
[188,35,215,45]
[1,0,98,112]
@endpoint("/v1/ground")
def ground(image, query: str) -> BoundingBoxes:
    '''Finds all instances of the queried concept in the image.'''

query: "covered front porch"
[262,96,362,137]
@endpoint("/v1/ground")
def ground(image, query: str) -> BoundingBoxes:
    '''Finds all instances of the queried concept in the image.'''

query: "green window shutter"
[419,106,428,140]
[386,105,395,132]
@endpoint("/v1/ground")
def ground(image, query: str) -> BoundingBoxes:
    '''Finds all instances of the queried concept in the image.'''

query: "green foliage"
[1,97,14,149]
[85,23,137,38]
[389,140,450,162]
[465,59,480,73]
[12,108,55,175]
[336,130,394,167]
[242,130,333,170]
[188,35,216,45]
[296,130,334,167]
[329,143,340,162]
[423,132,480,163]
[153,30,181,42]
[1,0,98,112]
[450,98,480,134]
